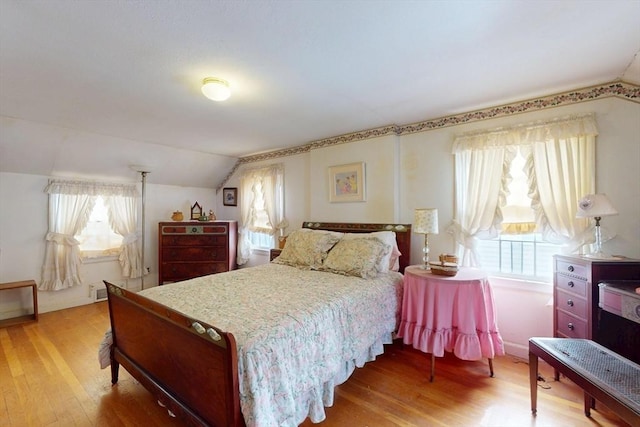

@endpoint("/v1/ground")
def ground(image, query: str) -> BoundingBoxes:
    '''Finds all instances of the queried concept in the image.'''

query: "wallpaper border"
[217,80,639,191]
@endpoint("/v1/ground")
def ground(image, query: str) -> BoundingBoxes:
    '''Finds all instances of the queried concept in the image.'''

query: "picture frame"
[223,187,237,206]
[328,162,366,203]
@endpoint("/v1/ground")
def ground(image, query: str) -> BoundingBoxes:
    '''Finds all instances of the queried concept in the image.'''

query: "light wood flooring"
[0,302,630,426]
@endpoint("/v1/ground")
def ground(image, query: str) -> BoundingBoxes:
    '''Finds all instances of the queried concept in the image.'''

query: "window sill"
[81,255,119,264]
[251,248,270,256]
[489,274,552,295]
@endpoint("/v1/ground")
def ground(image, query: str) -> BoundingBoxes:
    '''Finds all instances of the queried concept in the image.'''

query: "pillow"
[342,231,402,272]
[323,237,390,279]
[273,229,343,269]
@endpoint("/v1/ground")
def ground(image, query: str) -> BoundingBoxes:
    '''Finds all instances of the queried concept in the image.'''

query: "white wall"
[1,96,638,360]
[0,172,215,317]
[309,135,400,222]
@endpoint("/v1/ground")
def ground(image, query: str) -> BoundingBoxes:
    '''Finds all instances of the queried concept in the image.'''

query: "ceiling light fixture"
[201,77,231,101]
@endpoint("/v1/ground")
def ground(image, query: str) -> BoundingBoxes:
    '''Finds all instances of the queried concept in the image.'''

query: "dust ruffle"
[397,321,504,360]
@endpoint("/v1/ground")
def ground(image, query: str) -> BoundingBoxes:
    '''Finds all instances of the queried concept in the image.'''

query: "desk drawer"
[556,259,587,280]
[555,274,587,298]
[556,311,587,339]
[556,290,588,319]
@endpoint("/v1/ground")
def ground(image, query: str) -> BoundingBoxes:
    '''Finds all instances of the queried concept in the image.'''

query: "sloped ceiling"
[1,0,639,188]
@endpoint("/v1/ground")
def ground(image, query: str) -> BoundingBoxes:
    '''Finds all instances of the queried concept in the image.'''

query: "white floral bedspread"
[138,263,403,426]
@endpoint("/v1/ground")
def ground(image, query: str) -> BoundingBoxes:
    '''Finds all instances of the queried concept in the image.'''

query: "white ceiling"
[1,0,639,188]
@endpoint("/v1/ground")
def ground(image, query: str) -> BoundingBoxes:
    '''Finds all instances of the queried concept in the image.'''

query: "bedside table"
[396,265,504,381]
[269,248,282,261]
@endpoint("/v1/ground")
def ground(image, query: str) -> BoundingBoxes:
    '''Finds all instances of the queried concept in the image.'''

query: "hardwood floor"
[0,302,630,427]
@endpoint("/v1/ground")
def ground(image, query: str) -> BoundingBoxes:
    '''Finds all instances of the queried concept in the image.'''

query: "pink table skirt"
[397,266,505,360]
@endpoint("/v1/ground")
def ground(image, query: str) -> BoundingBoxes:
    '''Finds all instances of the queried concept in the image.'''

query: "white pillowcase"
[341,231,401,272]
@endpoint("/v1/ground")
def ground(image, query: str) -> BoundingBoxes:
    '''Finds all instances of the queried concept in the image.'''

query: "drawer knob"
[568,281,575,288]
[567,299,574,307]
[567,322,575,330]
[567,265,574,272]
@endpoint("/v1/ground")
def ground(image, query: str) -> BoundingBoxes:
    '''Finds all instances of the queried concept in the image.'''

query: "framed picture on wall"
[328,162,366,203]
[223,187,237,206]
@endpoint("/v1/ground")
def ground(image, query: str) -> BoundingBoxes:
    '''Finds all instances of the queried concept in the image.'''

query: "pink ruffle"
[397,323,504,360]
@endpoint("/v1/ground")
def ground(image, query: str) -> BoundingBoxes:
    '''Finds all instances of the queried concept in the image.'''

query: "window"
[41,179,141,291]
[237,164,285,265]
[476,150,562,280]
[76,196,123,258]
[246,179,277,249]
[450,114,597,282]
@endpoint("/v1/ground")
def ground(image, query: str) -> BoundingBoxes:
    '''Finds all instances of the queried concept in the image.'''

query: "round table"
[397,265,505,381]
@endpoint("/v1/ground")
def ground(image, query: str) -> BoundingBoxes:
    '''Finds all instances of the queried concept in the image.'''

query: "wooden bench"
[529,337,640,427]
[0,280,39,327]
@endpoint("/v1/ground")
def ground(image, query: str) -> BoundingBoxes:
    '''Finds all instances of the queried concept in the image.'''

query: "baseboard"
[504,341,528,360]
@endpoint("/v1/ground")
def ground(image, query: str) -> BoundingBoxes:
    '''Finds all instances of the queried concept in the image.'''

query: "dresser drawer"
[555,259,587,280]
[556,310,588,338]
[161,262,228,282]
[162,234,228,247]
[555,290,588,319]
[162,246,227,262]
[161,224,229,235]
[555,274,587,298]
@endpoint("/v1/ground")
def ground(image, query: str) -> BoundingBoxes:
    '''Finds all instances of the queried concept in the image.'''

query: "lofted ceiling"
[1,0,639,188]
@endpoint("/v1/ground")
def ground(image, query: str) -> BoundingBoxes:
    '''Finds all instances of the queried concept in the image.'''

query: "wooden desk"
[397,266,504,381]
[0,280,38,327]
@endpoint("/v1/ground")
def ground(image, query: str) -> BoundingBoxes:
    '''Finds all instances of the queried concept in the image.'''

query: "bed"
[102,221,411,426]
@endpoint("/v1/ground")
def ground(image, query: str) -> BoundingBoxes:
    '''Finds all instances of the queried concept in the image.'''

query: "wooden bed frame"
[104,222,412,426]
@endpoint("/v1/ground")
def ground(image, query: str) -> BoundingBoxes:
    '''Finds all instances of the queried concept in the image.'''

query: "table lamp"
[414,208,439,269]
[576,193,618,258]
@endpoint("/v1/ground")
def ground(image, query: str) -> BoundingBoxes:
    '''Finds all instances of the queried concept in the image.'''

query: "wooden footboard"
[104,281,244,427]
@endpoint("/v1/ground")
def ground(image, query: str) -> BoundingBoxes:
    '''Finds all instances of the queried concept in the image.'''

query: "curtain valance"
[452,113,598,153]
[240,164,284,180]
[45,179,139,198]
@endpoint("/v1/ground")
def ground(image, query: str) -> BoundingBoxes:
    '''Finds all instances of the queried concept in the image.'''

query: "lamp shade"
[576,194,618,218]
[414,208,439,234]
[201,77,231,101]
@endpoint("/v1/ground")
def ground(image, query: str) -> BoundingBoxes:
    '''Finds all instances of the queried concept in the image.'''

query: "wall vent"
[94,287,108,302]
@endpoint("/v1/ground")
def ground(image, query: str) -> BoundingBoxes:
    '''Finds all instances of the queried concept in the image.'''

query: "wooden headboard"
[302,221,412,273]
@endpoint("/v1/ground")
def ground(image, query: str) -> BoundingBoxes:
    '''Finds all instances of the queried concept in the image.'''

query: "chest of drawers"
[553,255,640,343]
[158,221,237,284]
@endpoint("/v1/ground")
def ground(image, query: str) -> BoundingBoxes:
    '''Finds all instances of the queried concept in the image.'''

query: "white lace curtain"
[40,179,140,291]
[449,114,597,266]
[237,164,284,265]
[105,194,144,279]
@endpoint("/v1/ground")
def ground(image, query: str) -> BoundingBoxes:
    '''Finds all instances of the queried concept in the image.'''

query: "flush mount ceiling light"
[201,77,231,101]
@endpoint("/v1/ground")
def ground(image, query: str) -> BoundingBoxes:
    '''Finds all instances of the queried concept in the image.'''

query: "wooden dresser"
[158,221,237,285]
[553,255,640,345]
